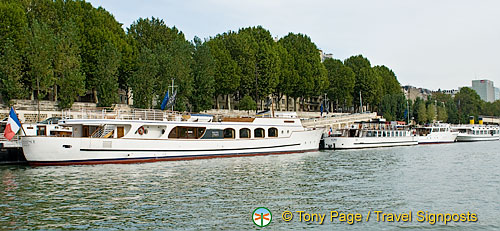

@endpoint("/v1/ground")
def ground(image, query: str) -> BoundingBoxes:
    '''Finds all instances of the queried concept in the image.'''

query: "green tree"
[238,95,256,111]
[128,17,193,110]
[0,39,27,104]
[323,58,355,111]
[344,55,381,111]
[79,3,128,103]
[414,98,427,124]
[373,65,401,96]
[437,104,448,122]
[191,37,215,112]
[26,19,55,101]
[274,43,297,110]
[53,20,85,108]
[454,87,483,123]
[206,33,241,109]
[0,1,28,52]
[95,42,121,106]
[235,26,280,103]
[426,103,436,123]
[279,33,328,110]
[130,47,157,108]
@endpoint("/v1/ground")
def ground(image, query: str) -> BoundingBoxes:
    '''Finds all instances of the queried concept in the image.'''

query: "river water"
[1,141,499,230]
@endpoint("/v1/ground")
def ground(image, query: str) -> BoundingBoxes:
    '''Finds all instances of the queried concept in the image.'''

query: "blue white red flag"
[160,90,169,110]
[4,107,21,141]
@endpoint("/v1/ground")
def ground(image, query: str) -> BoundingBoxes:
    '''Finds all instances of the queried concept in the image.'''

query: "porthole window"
[268,127,278,137]
[239,128,250,139]
[254,128,265,138]
[223,128,235,139]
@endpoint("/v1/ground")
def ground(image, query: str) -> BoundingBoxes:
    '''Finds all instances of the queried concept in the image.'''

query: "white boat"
[323,119,417,149]
[452,125,500,142]
[21,113,322,166]
[1,117,72,164]
[416,123,458,144]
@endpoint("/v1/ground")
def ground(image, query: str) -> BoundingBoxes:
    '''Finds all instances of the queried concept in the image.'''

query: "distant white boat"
[416,123,458,144]
[21,114,322,166]
[323,119,417,149]
[452,125,500,142]
[1,117,72,149]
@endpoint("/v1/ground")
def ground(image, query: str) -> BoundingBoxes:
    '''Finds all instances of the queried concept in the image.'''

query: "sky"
[87,0,500,91]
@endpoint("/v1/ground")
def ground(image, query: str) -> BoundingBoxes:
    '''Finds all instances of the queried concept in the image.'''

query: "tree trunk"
[226,94,231,110]
[215,95,219,109]
[53,84,57,101]
[293,97,297,111]
[286,96,289,111]
[277,93,282,111]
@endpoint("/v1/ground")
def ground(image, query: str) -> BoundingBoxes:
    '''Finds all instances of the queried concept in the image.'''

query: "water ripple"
[0,141,499,230]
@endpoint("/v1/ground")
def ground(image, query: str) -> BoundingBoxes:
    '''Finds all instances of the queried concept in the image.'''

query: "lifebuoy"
[137,126,145,135]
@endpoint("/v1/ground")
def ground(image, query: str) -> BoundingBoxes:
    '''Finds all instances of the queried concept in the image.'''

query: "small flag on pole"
[166,90,177,109]
[160,90,169,110]
[4,107,21,141]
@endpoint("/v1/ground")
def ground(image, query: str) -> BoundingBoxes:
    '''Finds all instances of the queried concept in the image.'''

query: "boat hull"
[22,129,323,166]
[456,134,500,142]
[323,136,417,149]
[417,132,458,144]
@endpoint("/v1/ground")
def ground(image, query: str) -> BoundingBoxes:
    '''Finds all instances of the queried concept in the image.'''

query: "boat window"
[383,131,386,137]
[239,128,250,139]
[201,129,224,139]
[223,128,235,139]
[254,128,265,138]
[268,127,278,137]
[117,127,124,138]
[168,126,206,139]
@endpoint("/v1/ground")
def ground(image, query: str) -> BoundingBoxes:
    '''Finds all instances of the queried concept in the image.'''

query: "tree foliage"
[3,0,498,122]
[191,37,216,112]
[344,55,380,110]
[53,20,85,108]
[279,33,328,109]
[127,17,193,110]
[323,58,355,110]
[238,95,256,111]
[454,87,483,123]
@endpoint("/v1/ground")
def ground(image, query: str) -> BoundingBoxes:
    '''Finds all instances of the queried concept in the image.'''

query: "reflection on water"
[0,141,499,230]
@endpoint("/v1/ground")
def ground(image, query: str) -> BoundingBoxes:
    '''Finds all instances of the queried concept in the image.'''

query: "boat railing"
[61,108,183,121]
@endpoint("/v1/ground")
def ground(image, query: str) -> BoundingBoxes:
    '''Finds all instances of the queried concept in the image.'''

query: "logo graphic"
[252,207,272,227]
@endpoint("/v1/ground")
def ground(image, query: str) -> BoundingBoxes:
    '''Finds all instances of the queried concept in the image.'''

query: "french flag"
[4,107,21,141]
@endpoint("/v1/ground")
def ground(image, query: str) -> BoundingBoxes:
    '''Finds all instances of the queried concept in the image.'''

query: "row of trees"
[0,0,400,112]
[380,86,500,125]
[1,0,499,123]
